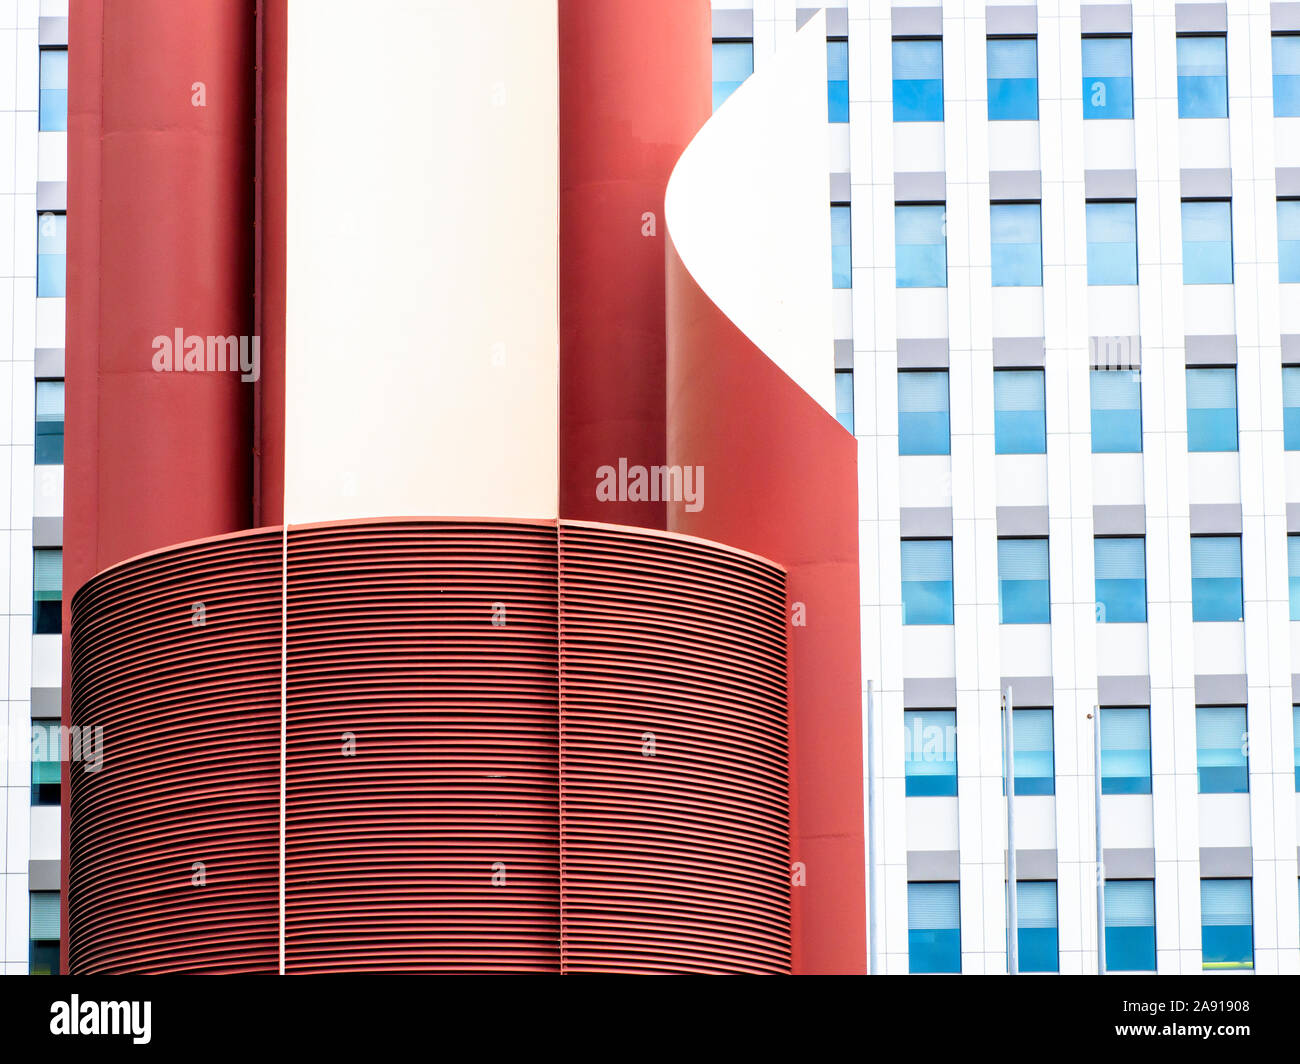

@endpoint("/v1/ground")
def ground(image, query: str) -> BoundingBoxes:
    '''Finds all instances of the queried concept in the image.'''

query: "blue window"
[712,41,753,111]
[1181,200,1233,284]
[1105,880,1156,971]
[902,539,954,625]
[1201,879,1253,971]
[990,202,1042,286]
[987,37,1038,121]
[908,882,960,973]
[1082,36,1133,120]
[35,380,64,466]
[1293,704,1299,791]
[1275,35,1300,117]
[1197,705,1249,794]
[1016,881,1059,973]
[994,368,1046,454]
[1186,366,1237,452]
[1086,201,1138,285]
[895,204,947,288]
[37,211,65,299]
[1279,200,1300,283]
[1190,535,1243,622]
[39,48,67,132]
[1090,368,1142,453]
[998,538,1050,624]
[1101,707,1152,795]
[835,369,854,434]
[33,548,61,635]
[1003,707,1055,796]
[1290,535,1300,622]
[28,891,60,975]
[904,708,958,797]
[30,721,60,806]
[1285,367,1300,449]
[832,204,852,288]
[828,39,849,122]
[1094,537,1147,624]
[1177,35,1228,119]
[893,39,943,122]
[898,370,950,455]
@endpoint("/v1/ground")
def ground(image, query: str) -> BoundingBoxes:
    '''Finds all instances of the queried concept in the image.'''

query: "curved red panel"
[559,523,789,973]
[665,239,866,974]
[68,530,281,974]
[69,520,788,973]
[557,0,711,528]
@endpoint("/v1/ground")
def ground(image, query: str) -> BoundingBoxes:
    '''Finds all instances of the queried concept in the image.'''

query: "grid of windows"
[1003,707,1055,796]
[1201,879,1253,971]
[1085,201,1138,285]
[1190,535,1244,623]
[993,368,1046,454]
[895,204,947,288]
[987,37,1037,121]
[835,369,854,435]
[711,40,753,111]
[1176,34,1228,118]
[1094,537,1147,624]
[1090,368,1142,453]
[1101,707,1152,795]
[832,203,852,288]
[997,537,1049,624]
[828,39,849,122]
[38,47,67,132]
[1015,881,1058,973]
[1276,34,1300,116]
[1196,705,1249,794]
[1180,200,1233,284]
[33,548,62,635]
[892,38,943,122]
[989,202,1042,286]
[901,539,954,626]
[37,211,66,298]
[1105,880,1156,971]
[1081,36,1133,119]
[903,708,957,797]
[897,370,950,455]
[908,882,960,973]
[1185,366,1237,452]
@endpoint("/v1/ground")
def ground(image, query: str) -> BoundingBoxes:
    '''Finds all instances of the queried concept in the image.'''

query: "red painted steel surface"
[665,238,867,974]
[68,530,282,974]
[69,520,788,973]
[63,0,258,973]
[557,0,711,528]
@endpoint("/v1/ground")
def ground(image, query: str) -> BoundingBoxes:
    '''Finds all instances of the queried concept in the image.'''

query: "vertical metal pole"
[1094,705,1107,975]
[1004,686,1018,975]
[867,679,878,975]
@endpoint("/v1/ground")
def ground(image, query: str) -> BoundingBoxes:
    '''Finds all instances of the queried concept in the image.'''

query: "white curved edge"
[665,11,837,416]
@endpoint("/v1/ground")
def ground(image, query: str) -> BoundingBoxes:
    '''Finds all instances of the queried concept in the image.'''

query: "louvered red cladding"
[69,520,788,973]
[284,522,560,973]
[558,524,790,973]
[68,530,282,974]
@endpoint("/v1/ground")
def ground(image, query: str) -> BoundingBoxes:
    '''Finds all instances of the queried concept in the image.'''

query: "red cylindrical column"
[64,0,257,971]
[557,0,711,528]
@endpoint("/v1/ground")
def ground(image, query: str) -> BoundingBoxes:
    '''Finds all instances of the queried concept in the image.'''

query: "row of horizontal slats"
[70,520,789,972]
[69,530,283,973]
[558,525,790,973]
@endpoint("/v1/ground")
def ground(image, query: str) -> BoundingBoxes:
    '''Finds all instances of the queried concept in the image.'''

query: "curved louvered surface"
[559,525,790,972]
[70,519,789,973]
[284,522,560,972]
[69,530,282,973]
